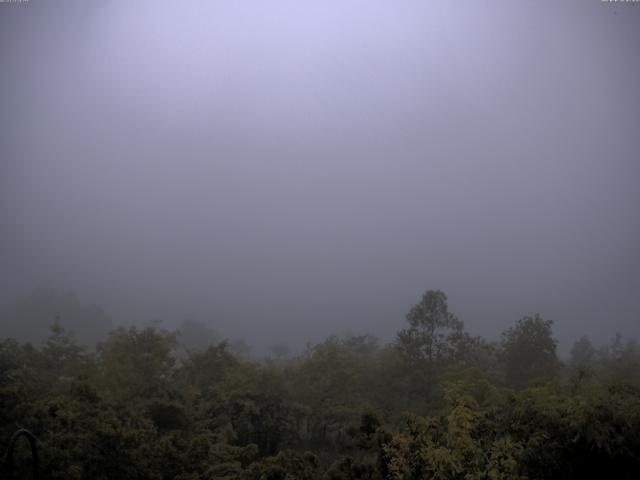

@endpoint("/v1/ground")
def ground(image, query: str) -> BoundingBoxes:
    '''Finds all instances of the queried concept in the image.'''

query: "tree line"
[1,290,639,479]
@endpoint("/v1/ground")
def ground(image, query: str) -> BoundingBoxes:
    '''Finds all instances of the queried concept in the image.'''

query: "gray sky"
[1,0,639,351]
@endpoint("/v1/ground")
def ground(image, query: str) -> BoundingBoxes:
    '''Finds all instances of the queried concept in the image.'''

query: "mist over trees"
[0,288,111,347]
[1,0,638,478]
[1,289,639,479]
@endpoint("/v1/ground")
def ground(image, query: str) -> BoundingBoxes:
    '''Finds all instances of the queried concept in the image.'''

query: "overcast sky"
[1,0,639,351]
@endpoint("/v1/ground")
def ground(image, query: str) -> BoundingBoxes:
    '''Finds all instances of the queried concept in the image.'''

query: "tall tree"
[569,336,596,370]
[396,290,469,403]
[397,290,468,365]
[97,326,178,400]
[501,314,560,389]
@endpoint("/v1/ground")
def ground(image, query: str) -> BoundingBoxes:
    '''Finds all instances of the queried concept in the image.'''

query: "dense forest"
[1,290,640,479]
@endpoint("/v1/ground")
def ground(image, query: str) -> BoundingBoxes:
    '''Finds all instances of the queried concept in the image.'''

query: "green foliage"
[1,289,639,479]
[396,290,472,404]
[240,449,317,480]
[500,314,561,389]
[97,326,178,401]
[397,290,468,365]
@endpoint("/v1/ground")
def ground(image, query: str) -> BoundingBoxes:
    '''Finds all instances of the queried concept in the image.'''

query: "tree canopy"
[1,290,639,479]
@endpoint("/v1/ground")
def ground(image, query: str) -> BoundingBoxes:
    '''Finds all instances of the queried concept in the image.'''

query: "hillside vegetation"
[1,290,639,479]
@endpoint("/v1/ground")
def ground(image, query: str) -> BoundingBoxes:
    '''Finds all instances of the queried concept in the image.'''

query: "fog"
[1,0,639,352]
